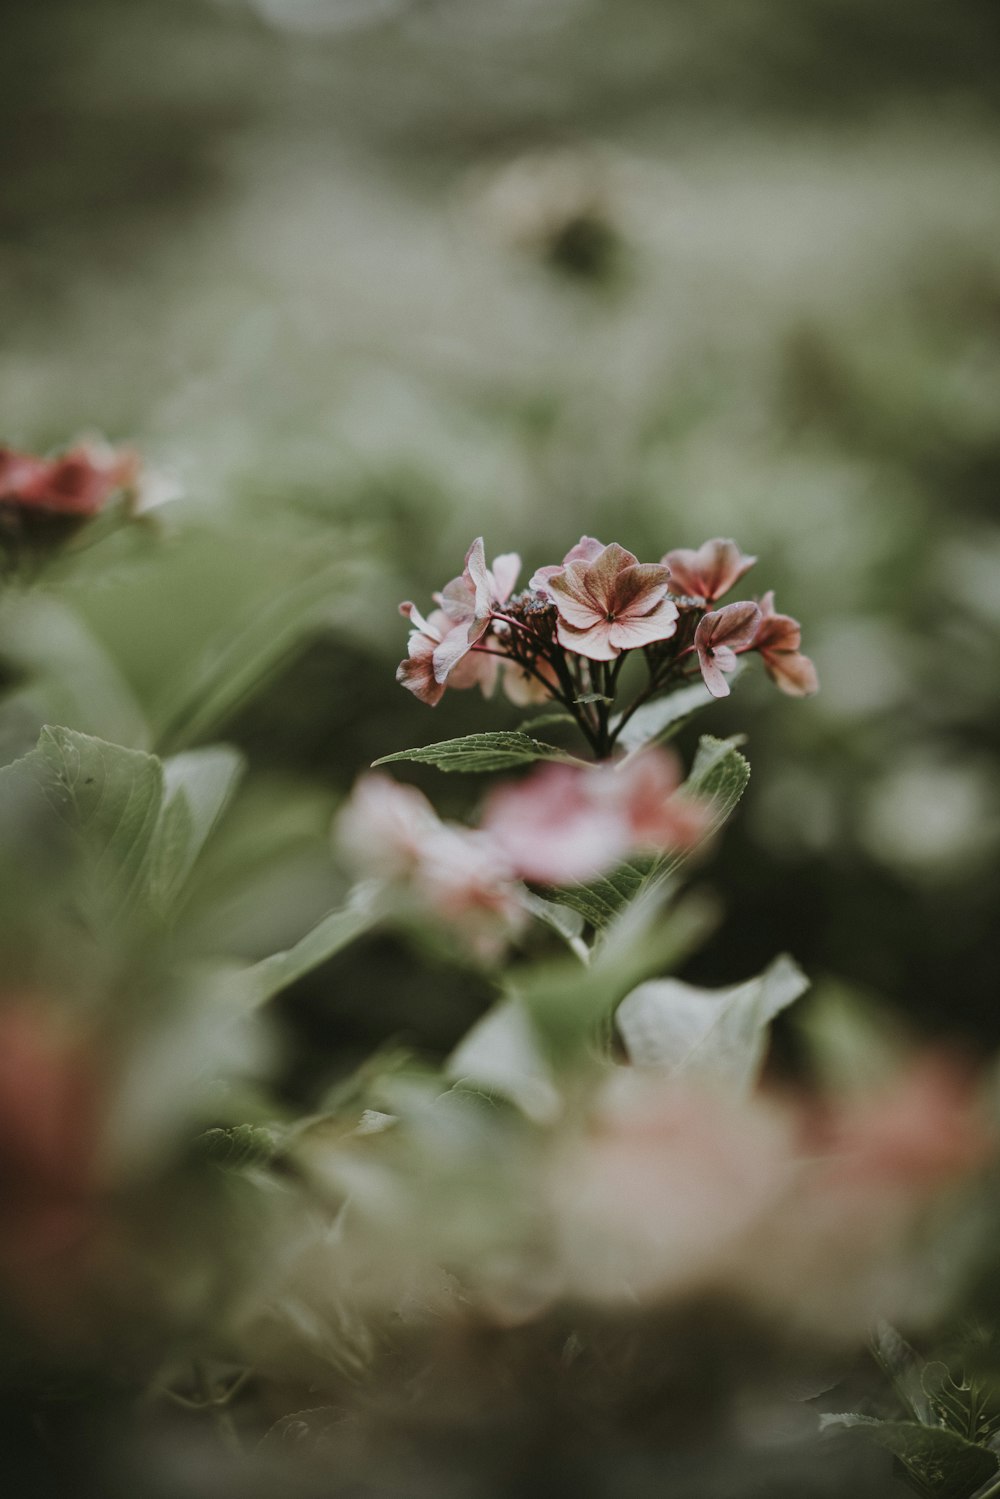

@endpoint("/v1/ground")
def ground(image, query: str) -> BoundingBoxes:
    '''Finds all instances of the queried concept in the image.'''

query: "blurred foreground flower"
[0,439,138,548]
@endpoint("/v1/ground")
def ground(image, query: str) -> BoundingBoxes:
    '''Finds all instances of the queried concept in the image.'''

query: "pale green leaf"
[447,997,562,1122]
[614,678,720,754]
[244,897,378,1005]
[150,745,245,909]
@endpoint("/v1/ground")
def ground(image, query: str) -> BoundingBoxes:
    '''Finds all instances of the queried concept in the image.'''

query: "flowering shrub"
[397,534,816,758]
[0,495,996,1499]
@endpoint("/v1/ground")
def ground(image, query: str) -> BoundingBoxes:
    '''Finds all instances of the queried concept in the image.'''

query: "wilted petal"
[764,651,819,697]
[663,538,757,602]
[754,590,801,653]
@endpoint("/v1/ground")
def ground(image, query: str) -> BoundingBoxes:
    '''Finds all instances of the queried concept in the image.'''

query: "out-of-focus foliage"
[4,0,999,1037]
[3,3,1000,1497]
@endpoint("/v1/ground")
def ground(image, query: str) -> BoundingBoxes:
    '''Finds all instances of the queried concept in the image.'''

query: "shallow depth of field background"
[4,0,999,1048]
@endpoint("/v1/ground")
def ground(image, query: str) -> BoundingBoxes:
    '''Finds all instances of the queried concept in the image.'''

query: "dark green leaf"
[373,732,580,774]
[821,1414,998,1499]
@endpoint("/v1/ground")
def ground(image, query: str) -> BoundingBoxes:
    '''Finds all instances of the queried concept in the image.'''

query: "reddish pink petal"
[549,564,604,629]
[664,539,757,601]
[763,650,818,697]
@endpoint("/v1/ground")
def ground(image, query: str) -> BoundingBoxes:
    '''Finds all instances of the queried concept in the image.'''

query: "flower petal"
[608,596,679,651]
[556,616,619,660]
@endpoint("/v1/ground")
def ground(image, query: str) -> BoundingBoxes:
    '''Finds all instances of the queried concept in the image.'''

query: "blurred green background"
[3,0,999,1042]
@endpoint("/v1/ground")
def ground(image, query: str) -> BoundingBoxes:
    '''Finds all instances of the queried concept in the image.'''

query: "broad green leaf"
[373,731,580,774]
[552,734,750,929]
[615,954,808,1093]
[447,997,561,1122]
[516,709,576,733]
[36,726,165,922]
[244,896,379,1005]
[150,746,245,909]
[614,678,720,754]
[198,1123,281,1168]
[820,1414,998,1499]
[509,888,717,1063]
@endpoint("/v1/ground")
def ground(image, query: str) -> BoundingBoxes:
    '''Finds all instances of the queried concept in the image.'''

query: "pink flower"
[547,542,678,661]
[336,775,526,957]
[0,441,138,521]
[693,601,761,698]
[396,603,498,707]
[481,749,706,886]
[528,535,606,596]
[430,539,520,686]
[661,538,756,602]
[752,591,819,697]
[335,773,443,879]
[818,1057,990,1195]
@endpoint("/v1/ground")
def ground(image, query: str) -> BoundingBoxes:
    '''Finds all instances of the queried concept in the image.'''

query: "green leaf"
[36,725,165,923]
[516,710,576,733]
[613,678,720,753]
[510,887,717,1063]
[615,954,808,1093]
[446,997,561,1122]
[150,746,245,910]
[575,692,612,705]
[520,891,587,954]
[551,734,750,929]
[372,732,579,774]
[821,1415,998,1499]
[244,896,379,1005]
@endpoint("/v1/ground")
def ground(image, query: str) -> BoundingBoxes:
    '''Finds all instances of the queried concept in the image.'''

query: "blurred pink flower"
[0,1002,102,1287]
[528,535,606,596]
[0,441,138,520]
[481,749,706,885]
[752,591,819,697]
[548,542,678,661]
[661,538,756,602]
[555,1075,795,1303]
[818,1056,990,1195]
[336,775,526,957]
[694,601,761,697]
[336,772,443,880]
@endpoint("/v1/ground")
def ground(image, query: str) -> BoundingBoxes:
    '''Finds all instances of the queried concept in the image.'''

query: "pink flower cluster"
[397,536,816,756]
[336,747,706,950]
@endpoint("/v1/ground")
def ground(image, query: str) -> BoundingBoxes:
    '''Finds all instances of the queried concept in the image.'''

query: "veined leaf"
[551,734,750,929]
[36,726,165,923]
[821,1414,998,1499]
[373,731,580,774]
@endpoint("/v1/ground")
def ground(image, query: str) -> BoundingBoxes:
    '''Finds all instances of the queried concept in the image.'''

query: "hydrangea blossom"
[395,533,815,757]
